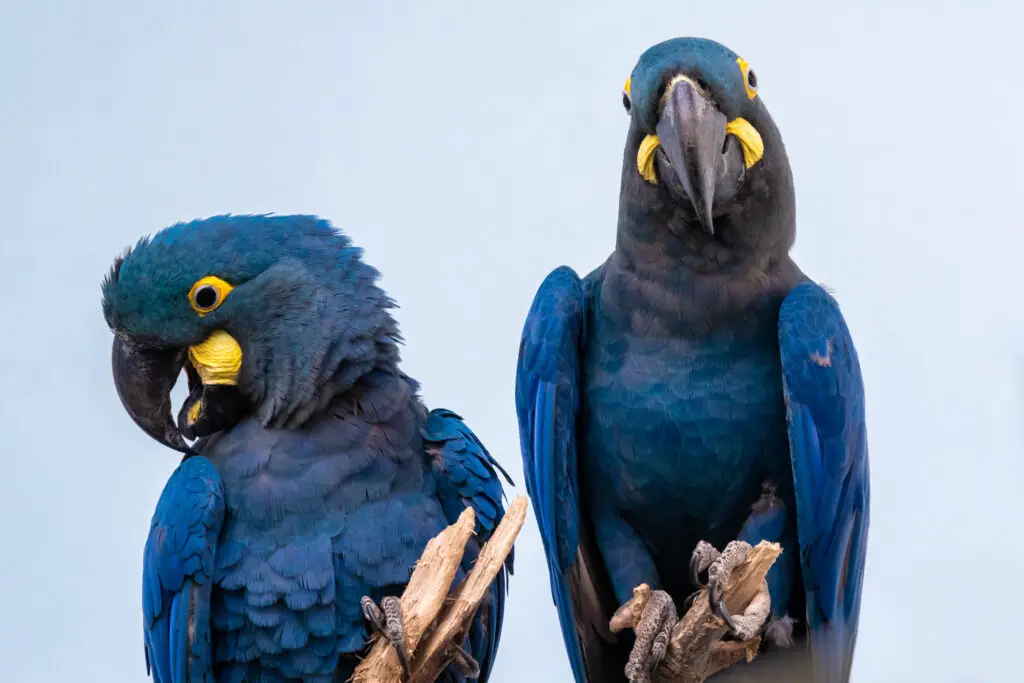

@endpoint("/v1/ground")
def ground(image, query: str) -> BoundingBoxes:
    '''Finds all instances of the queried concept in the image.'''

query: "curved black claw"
[708,580,739,634]
[709,576,773,641]
[361,595,411,679]
[689,540,721,590]
[689,552,704,589]
[681,588,703,613]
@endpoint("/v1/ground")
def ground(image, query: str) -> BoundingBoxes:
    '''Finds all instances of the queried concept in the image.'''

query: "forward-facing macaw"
[102,215,513,683]
[516,38,869,683]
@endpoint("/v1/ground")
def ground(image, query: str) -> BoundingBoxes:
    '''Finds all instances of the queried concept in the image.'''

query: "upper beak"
[655,77,728,236]
[111,335,190,452]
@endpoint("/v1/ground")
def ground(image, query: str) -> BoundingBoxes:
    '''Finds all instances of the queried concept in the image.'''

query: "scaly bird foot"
[361,595,411,680]
[624,590,678,683]
[704,540,771,641]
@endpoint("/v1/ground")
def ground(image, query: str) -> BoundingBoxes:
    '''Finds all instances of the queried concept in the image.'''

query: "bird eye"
[188,276,233,315]
[193,285,219,309]
[622,76,632,114]
[622,91,631,113]
[737,57,758,100]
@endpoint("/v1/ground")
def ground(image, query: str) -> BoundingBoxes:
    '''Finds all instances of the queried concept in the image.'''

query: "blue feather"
[423,408,514,681]
[780,282,870,683]
[142,455,223,683]
[515,267,589,683]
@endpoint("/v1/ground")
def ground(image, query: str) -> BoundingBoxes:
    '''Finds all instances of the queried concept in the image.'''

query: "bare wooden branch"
[352,506,476,683]
[408,495,528,683]
[611,541,782,683]
[352,495,529,683]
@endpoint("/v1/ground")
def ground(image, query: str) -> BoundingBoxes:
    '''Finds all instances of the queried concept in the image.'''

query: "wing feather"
[515,267,620,683]
[424,408,514,683]
[142,455,224,683]
[780,282,871,683]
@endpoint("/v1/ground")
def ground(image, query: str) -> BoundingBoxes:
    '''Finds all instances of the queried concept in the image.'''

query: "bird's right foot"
[361,595,411,680]
[692,540,771,641]
[624,590,678,683]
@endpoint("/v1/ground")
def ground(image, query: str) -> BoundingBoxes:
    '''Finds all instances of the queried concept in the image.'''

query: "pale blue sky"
[2,2,1023,682]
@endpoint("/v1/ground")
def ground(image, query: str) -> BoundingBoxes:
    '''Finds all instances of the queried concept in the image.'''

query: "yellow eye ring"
[188,276,233,315]
[737,57,758,100]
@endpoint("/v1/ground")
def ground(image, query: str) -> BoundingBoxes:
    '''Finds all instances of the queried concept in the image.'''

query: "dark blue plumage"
[143,456,222,683]
[104,215,513,682]
[516,38,868,683]
[779,283,870,682]
[423,409,515,677]
[516,267,590,682]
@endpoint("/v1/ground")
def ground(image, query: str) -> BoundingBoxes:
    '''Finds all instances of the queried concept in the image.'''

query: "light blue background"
[2,2,1022,681]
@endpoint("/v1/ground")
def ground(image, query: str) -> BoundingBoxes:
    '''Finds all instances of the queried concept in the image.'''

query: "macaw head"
[620,37,795,253]
[101,214,400,452]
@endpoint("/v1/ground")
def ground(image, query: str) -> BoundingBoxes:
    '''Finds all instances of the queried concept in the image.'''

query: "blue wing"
[515,266,618,683]
[142,455,225,683]
[423,408,515,683]
[779,282,870,683]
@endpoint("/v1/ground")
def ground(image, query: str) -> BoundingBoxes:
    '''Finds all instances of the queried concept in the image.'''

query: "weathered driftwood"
[352,495,528,683]
[609,541,782,683]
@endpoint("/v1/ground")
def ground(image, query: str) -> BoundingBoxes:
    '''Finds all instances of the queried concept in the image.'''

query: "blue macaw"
[102,215,514,683]
[516,38,869,683]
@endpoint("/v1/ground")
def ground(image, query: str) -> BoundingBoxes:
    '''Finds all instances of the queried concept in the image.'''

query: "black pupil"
[622,92,631,112]
[747,69,758,89]
[194,286,218,309]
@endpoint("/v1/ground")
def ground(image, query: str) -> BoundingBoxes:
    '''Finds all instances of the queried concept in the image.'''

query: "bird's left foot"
[361,595,411,679]
[623,589,678,683]
[691,540,771,641]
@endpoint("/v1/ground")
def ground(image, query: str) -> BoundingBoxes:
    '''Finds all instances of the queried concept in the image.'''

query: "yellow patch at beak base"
[188,330,242,386]
[725,118,764,169]
[636,119,763,184]
[187,399,203,425]
[637,134,661,184]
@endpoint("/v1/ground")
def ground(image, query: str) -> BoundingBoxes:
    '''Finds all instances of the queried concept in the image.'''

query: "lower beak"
[655,78,728,236]
[111,335,190,452]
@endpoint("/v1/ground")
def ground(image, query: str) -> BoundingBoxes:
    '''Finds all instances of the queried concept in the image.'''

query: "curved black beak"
[111,335,190,452]
[655,78,728,236]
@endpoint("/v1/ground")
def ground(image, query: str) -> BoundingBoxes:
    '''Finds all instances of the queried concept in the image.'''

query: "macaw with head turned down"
[516,37,869,683]
[103,214,514,683]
